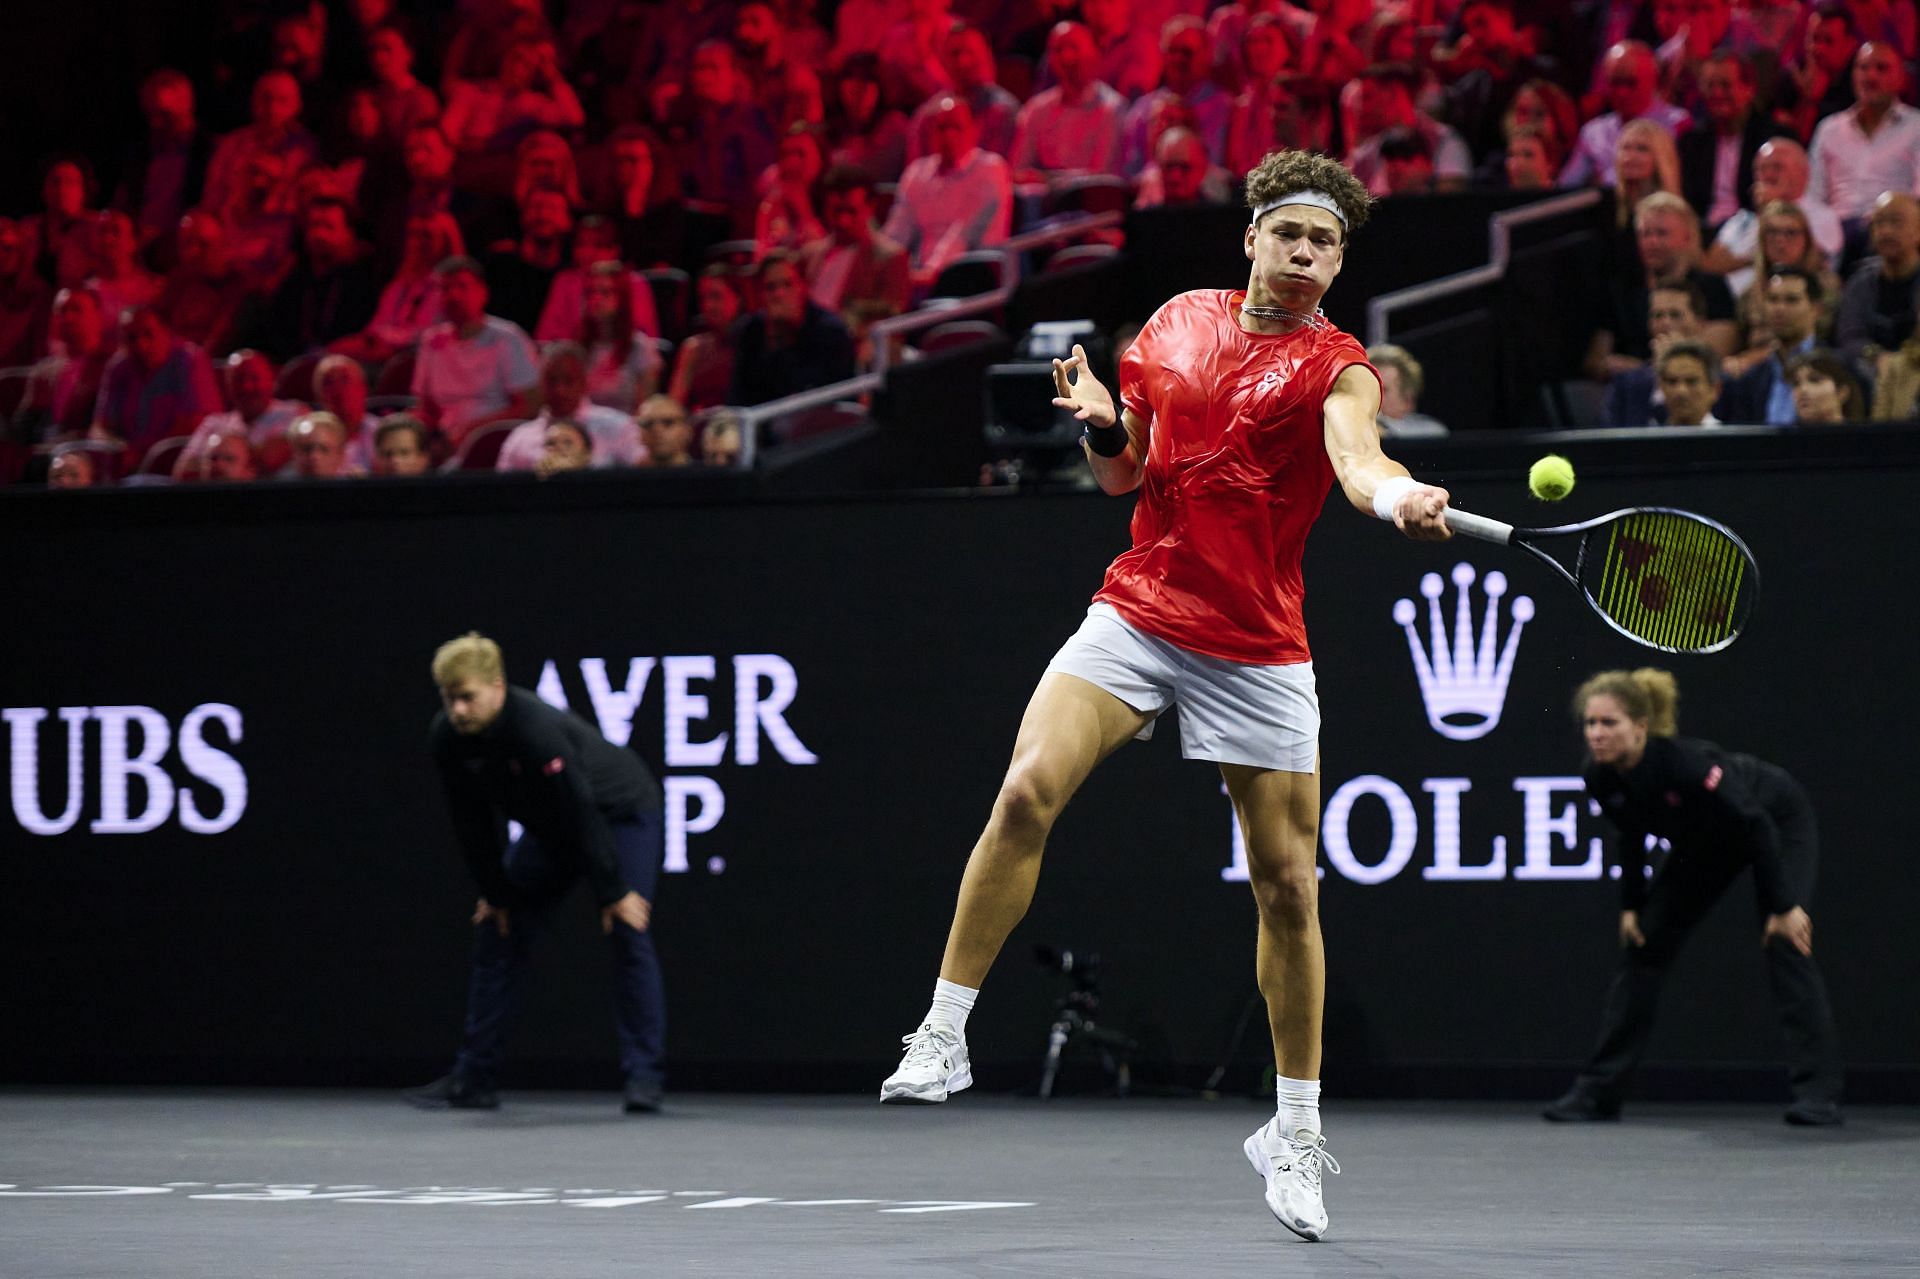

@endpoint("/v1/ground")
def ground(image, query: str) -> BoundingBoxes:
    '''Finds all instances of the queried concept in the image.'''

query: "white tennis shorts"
[1044,602,1319,772]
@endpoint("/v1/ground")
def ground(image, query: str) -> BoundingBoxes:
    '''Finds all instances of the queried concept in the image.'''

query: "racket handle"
[1442,508,1516,545]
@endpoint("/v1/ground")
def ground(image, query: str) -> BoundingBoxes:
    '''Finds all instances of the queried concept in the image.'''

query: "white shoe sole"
[879,1066,973,1105]
[1243,1131,1325,1242]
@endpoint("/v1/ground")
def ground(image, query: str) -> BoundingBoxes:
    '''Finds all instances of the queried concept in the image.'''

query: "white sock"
[926,979,977,1035]
[1276,1075,1322,1139]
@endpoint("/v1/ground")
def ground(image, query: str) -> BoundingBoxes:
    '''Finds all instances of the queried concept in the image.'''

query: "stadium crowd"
[9,0,1920,488]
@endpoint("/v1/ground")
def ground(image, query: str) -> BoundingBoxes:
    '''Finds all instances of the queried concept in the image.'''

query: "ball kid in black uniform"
[1545,668,1843,1126]
[407,632,668,1113]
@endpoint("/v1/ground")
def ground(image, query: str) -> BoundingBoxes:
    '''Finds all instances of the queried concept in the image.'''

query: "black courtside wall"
[4,455,1916,1098]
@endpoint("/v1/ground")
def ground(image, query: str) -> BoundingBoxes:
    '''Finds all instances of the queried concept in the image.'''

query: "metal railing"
[1365,189,1602,347]
[731,375,884,468]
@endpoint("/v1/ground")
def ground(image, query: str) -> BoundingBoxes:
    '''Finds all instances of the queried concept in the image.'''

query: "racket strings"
[1588,512,1751,651]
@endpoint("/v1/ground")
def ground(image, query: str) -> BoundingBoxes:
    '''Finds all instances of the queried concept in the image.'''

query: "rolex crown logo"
[1392,563,1534,742]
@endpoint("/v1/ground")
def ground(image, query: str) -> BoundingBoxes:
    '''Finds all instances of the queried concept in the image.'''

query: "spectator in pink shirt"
[756,126,829,258]
[442,38,586,156]
[1012,23,1127,182]
[885,96,1013,287]
[411,256,540,447]
[577,261,664,414]
[536,215,660,344]
[203,71,319,222]
[908,24,1021,162]
[1121,16,1233,175]
[334,210,463,366]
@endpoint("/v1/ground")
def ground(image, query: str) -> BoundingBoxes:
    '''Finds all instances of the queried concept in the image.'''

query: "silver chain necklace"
[1239,303,1329,329]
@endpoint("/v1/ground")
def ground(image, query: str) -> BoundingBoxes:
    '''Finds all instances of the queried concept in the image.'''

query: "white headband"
[1250,189,1348,230]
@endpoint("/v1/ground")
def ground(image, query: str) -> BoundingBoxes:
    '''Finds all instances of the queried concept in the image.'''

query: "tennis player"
[880,149,1452,1241]
[1544,668,1844,1125]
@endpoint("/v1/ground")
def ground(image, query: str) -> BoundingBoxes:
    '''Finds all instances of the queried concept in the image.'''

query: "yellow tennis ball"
[1529,454,1575,501]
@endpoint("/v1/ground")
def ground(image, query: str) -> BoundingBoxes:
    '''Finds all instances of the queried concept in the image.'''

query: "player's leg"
[1224,760,1338,1241]
[606,805,668,1114]
[880,670,1155,1103]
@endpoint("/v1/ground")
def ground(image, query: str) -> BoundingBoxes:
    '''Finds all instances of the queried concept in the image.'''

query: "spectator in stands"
[379,123,512,270]
[1287,0,1371,88]
[335,210,461,367]
[512,131,584,216]
[755,126,829,259]
[1561,42,1692,187]
[1081,0,1163,101]
[639,394,697,466]
[367,26,441,147]
[314,353,382,472]
[877,0,955,110]
[534,417,594,475]
[412,257,540,447]
[602,126,685,270]
[1786,349,1866,422]
[90,305,222,466]
[178,348,306,476]
[1134,127,1234,209]
[1680,53,1793,234]
[190,426,258,482]
[254,197,380,361]
[116,70,212,262]
[1807,42,1920,233]
[155,209,248,358]
[1726,267,1825,424]
[1224,14,1294,176]
[1490,79,1581,185]
[700,409,744,466]
[498,341,642,471]
[1602,281,1712,426]
[1653,340,1726,426]
[578,261,663,413]
[1727,201,1844,370]
[729,249,856,406]
[1869,328,1920,419]
[373,414,433,476]
[1834,191,1920,371]
[672,40,778,225]
[735,2,828,130]
[1121,18,1230,177]
[537,215,661,345]
[24,158,98,290]
[1345,64,1472,197]
[219,150,300,295]
[1432,0,1552,159]
[625,0,730,93]
[1378,128,1441,196]
[442,38,586,156]
[669,266,746,411]
[1589,192,1740,379]
[47,445,97,489]
[1500,125,1561,191]
[285,411,360,478]
[886,96,1013,288]
[1609,119,1684,244]
[1779,3,1862,142]
[204,72,319,221]
[270,12,335,132]
[1368,342,1450,437]
[803,165,910,317]
[17,287,111,442]
[1650,0,1733,117]
[1012,23,1126,181]
[1705,140,1846,296]
[832,0,907,67]
[480,187,571,333]
[910,25,1020,162]
[86,212,162,339]
[0,219,50,366]
[828,54,911,186]
[1270,72,1338,158]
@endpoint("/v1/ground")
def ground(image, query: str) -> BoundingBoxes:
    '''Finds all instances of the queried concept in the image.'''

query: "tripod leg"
[1039,1017,1073,1100]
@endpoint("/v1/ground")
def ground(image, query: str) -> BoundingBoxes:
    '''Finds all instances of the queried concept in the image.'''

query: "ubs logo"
[5,704,247,835]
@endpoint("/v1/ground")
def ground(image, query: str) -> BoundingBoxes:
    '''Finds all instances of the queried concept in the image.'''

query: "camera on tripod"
[1032,943,1136,1099]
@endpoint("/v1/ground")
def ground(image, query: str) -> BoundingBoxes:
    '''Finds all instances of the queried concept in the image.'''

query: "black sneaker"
[1784,1100,1843,1127]
[622,1077,664,1114]
[403,1074,499,1111]
[1542,1087,1622,1122]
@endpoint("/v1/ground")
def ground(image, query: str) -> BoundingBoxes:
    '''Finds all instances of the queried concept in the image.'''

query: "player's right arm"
[1051,342,1147,494]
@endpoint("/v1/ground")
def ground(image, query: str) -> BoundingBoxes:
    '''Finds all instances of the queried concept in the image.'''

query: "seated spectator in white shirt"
[1346,64,1472,196]
[1367,343,1451,437]
[1011,23,1126,182]
[1133,127,1233,209]
[907,25,1020,162]
[284,411,362,478]
[177,347,307,477]
[1560,41,1693,187]
[372,414,435,476]
[1807,42,1920,227]
[497,342,644,472]
[411,256,540,448]
[1120,17,1231,177]
[1704,139,1845,295]
[882,96,1013,289]
[638,394,697,467]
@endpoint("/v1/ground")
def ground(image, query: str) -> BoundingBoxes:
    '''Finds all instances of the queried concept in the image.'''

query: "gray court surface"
[3,1091,1916,1279]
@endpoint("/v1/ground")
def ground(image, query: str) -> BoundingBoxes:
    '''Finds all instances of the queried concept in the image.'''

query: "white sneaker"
[879,1022,972,1104]
[1243,1120,1340,1241]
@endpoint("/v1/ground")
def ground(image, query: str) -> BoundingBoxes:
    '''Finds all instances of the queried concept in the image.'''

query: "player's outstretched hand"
[602,890,653,935]
[1052,343,1116,431]
[1762,906,1813,956]
[473,898,510,937]
[1392,482,1453,541]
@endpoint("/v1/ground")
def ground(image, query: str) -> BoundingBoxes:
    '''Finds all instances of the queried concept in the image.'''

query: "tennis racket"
[1441,506,1758,653]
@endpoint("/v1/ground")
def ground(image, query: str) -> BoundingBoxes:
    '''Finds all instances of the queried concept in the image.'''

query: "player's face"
[1583,694,1647,766]
[1244,205,1344,310]
[441,677,507,734]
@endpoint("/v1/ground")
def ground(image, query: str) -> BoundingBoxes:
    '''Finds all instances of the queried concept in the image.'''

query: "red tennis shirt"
[1095,289,1377,665]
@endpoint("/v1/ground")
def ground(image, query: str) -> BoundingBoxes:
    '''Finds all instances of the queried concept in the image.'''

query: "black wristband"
[1082,420,1127,457]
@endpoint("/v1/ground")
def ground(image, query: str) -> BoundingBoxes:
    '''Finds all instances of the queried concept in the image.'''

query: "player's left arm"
[1322,363,1451,541]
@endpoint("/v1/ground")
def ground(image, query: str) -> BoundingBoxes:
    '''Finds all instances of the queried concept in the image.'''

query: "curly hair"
[1244,150,1371,240]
